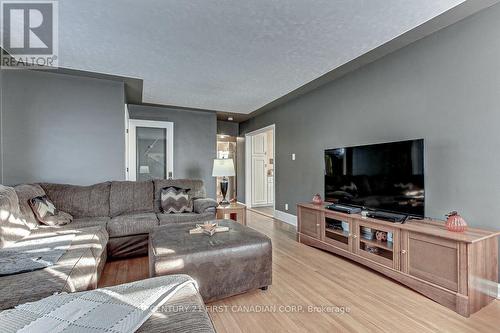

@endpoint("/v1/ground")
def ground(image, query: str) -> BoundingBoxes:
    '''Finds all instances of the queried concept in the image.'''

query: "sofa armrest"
[193,198,218,214]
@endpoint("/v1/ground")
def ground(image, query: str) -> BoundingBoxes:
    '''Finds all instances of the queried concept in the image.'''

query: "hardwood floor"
[99,211,500,332]
[249,206,275,218]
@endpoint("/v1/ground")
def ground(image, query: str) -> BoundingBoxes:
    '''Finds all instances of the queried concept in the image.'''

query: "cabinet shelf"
[325,227,349,238]
[360,238,393,251]
[359,246,394,267]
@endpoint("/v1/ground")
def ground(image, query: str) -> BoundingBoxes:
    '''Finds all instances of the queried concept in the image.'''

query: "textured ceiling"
[59,0,467,113]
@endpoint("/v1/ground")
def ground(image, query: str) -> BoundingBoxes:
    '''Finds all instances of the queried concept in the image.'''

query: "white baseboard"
[252,204,273,208]
[273,210,297,227]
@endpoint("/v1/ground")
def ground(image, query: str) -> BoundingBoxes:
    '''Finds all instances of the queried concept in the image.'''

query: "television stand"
[365,210,406,223]
[297,202,500,317]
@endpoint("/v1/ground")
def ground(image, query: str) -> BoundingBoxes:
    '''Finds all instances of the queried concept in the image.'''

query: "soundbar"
[326,204,362,214]
[365,211,407,223]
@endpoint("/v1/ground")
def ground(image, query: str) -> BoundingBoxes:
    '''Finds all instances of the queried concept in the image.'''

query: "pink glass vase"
[445,211,467,232]
[312,193,323,205]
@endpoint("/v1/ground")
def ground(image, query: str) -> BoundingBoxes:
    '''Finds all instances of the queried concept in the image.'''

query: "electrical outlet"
[285,204,289,211]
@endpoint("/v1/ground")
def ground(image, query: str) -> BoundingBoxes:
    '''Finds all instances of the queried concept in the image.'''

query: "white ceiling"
[59,0,467,113]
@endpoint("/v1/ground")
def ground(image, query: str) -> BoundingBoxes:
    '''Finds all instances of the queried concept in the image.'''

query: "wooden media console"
[297,203,500,317]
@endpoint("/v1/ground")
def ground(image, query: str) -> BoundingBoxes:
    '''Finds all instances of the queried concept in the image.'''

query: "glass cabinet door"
[324,214,352,251]
[356,221,399,269]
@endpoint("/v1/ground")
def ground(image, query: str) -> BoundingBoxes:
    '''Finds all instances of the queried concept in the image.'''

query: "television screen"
[325,139,425,217]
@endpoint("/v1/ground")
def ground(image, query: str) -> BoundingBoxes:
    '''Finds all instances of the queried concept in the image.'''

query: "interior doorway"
[126,119,174,181]
[245,125,275,215]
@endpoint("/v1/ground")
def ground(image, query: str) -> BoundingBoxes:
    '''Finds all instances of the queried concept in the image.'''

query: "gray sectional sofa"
[42,179,216,258]
[0,179,217,311]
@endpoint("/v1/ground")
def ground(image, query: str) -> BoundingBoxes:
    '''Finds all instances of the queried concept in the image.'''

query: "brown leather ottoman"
[149,219,272,303]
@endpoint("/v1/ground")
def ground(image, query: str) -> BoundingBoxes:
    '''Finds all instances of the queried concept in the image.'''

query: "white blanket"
[0,275,198,333]
[0,234,75,276]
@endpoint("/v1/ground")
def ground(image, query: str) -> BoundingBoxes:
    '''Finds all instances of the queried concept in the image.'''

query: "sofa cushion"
[193,198,218,214]
[0,185,30,248]
[13,184,46,229]
[157,212,215,225]
[40,182,111,218]
[107,213,159,238]
[136,277,216,333]
[107,235,149,258]
[154,179,206,213]
[0,275,216,333]
[29,225,109,264]
[0,226,108,310]
[109,181,154,217]
[38,216,110,231]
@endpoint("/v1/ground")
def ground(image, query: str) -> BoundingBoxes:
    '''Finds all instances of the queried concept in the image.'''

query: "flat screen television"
[324,139,425,217]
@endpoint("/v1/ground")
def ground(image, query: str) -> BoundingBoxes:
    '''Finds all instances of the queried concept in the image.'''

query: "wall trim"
[274,209,297,227]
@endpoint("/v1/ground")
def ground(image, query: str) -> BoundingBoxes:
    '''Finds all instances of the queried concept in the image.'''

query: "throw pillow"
[29,196,73,226]
[160,187,193,214]
[44,211,73,226]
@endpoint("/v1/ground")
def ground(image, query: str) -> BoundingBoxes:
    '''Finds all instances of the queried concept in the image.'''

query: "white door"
[251,132,268,206]
[127,120,174,181]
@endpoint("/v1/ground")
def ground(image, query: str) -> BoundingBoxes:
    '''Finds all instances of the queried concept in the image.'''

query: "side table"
[216,203,247,226]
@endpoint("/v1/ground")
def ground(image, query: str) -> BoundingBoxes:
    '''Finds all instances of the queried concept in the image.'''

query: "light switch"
[285,204,289,211]
[292,153,296,161]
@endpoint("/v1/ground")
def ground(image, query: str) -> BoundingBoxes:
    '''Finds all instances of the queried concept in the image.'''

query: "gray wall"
[128,104,217,197]
[240,3,500,236]
[1,70,126,185]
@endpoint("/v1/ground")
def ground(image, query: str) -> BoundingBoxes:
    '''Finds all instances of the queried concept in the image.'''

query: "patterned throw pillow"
[160,187,193,214]
[29,195,73,226]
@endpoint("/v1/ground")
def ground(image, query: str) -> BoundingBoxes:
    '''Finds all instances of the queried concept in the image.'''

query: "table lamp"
[212,158,235,206]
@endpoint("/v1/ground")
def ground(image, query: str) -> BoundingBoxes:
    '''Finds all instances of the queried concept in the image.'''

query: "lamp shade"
[212,159,235,177]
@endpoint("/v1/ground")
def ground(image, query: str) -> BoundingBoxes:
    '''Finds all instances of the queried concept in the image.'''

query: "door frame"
[127,119,174,181]
[245,124,275,210]
[124,105,130,179]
